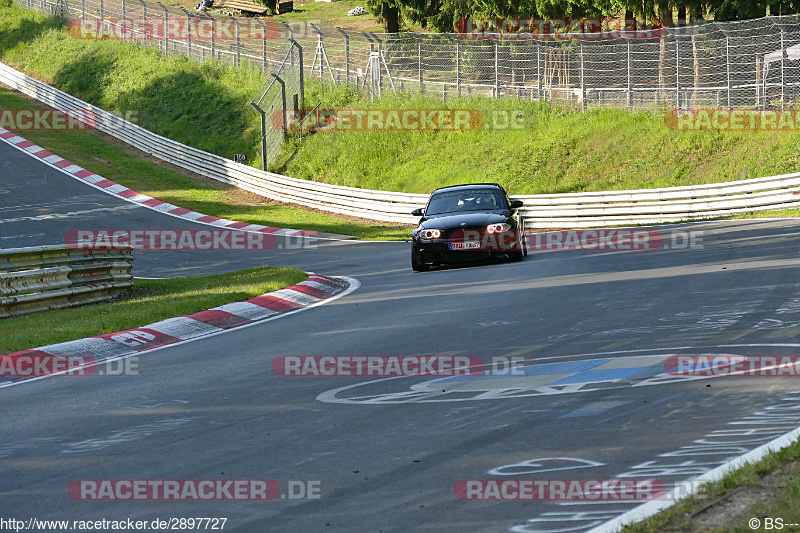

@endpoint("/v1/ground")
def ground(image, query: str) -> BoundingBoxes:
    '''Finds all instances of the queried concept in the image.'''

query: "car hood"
[419,211,509,230]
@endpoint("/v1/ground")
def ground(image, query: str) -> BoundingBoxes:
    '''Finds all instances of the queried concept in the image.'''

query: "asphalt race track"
[4,138,800,532]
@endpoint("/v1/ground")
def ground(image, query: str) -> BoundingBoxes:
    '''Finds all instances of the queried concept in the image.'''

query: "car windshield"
[425,189,507,215]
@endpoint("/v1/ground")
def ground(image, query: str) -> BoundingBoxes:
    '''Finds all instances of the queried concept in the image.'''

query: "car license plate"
[449,241,481,250]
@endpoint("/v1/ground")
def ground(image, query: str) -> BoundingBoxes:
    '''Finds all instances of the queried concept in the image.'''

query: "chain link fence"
[13,0,800,128]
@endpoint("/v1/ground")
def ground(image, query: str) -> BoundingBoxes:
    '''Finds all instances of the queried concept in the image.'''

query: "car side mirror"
[411,208,424,217]
[509,200,524,209]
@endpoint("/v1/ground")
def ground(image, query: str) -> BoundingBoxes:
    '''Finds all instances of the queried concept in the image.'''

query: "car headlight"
[420,229,442,239]
[486,223,512,233]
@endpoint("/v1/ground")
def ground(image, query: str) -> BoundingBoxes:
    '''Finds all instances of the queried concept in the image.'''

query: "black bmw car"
[410,183,527,272]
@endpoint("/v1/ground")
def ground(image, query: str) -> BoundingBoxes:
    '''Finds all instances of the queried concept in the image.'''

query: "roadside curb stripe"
[0,127,321,238]
[0,273,349,381]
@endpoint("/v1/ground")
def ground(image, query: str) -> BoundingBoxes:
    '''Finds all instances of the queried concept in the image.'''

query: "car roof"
[430,183,506,194]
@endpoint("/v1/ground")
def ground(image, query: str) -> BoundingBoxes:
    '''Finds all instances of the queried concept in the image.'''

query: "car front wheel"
[412,250,430,272]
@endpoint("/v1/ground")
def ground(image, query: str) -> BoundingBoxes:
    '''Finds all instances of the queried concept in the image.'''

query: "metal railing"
[3,60,800,228]
[0,245,134,317]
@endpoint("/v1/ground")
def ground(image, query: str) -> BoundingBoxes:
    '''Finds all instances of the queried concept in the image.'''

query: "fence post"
[229,16,240,66]
[135,0,146,41]
[336,27,350,84]
[726,36,731,108]
[369,32,394,90]
[494,40,500,98]
[122,0,126,22]
[275,74,288,140]
[675,35,680,108]
[369,51,381,100]
[100,0,103,21]
[310,22,324,78]
[289,38,304,110]
[81,0,84,20]
[408,31,423,94]
[536,41,542,100]
[780,24,785,109]
[157,3,168,55]
[280,22,294,66]
[250,102,268,170]
[626,40,632,108]
[209,13,215,60]
[580,42,585,111]
[455,36,461,98]
[179,7,191,59]
[255,19,267,71]
[445,35,461,98]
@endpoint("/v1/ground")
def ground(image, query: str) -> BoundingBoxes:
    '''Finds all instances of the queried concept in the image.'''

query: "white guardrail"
[2,60,800,228]
[0,245,134,318]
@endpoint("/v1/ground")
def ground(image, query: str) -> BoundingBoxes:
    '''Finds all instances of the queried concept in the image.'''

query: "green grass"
[0,86,411,239]
[0,265,306,354]
[286,85,800,195]
[0,5,264,162]
[624,440,800,532]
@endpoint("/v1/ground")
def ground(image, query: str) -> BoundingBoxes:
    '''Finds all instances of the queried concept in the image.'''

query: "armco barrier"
[0,245,134,317]
[2,60,800,228]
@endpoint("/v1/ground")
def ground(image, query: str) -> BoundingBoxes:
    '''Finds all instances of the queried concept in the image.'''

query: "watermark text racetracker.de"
[665,355,800,377]
[272,355,570,377]
[64,229,316,251]
[0,109,97,131]
[0,352,148,379]
[67,479,322,501]
[523,229,702,251]
[453,479,666,501]
[453,18,665,40]
[68,18,280,41]
[665,109,800,131]
[276,108,537,132]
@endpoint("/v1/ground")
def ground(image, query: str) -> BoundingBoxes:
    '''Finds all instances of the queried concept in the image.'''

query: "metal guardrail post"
[336,27,350,84]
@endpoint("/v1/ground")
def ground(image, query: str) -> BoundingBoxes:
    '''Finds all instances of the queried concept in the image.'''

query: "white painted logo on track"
[317,346,799,404]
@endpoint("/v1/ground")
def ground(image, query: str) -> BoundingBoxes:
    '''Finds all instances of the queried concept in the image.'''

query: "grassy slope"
[3,1,800,200]
[0,86,411,239]
[285,89,800,195]
[0,266,306,354]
